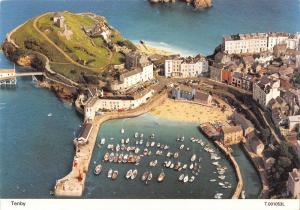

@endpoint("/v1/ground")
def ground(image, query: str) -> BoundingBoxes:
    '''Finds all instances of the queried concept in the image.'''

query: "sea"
[1,0,299,198]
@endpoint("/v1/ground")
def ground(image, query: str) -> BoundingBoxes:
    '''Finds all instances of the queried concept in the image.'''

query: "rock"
[192,0,212,9]
[148,0,176,4]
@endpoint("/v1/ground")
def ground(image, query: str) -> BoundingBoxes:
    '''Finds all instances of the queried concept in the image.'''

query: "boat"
[131,169,138,180]
[189,176,195,183]
[104,152,109,161]
[109,153,114,162]
[182,164,187,169]
[48,113,52,117]
[210,179,217,182]
[100,138,105,145]
[164,145,169,150]
[148,150,152,156]
[118,153,124,163]
[121,139,125,144]
[146,141,150,147]
[149,159,158,167]
[191,154,196,162]
[135,140,139,145]
[116,144,120,152]
[147,172,153,181]
[179,144,184,150]
[126,169,133,179]
[218,175,226,180]
[157,171,166,182]
[113,154,119,163]
[166,152,172,157]
[181,136,185,141]
[139,139,143,145]
[140,133,144,138]
[108,169,113,178]
[94,164,102,175]
[150,133,155,139]
[174,152,179,158]
[189,163,194,170]
[218,182,224,186]
[142,171,149,181]
[166,160,171,168]
[241,191,246,199]
[112,170,119,180]
[151,141,155,147]
[170,163,174,169]
[135,132,138,138]
[157,143,161,148]
[179,174,184,181]
[125,138,130,144]
[186,147,190,151]
[123,154,128,163]
[212,161,219,166]
[135,147,140,154]
[214,193,223,199]
[183,175,189,183]
[190,137,195,141]
[121,128,124,134]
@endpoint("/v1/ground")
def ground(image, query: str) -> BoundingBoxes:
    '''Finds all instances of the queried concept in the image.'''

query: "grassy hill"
[9,11,135,83]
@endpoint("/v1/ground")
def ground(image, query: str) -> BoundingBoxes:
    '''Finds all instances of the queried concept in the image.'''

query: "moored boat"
[179,144,185,150]
[104,152,109,161]
[126,169,133,179]
[189,176,195,183]
[100,138,105,145]
[135,132,138,138]
[191,154,196,162]
[142,171,149,181]
[174,152,179,158]
[183,175,189,183]
[121,128,124,134]
[112,170,119,180]
[179,174,185,181]
[157,171,166,183]
[131,169,138,180]
[94,164,102,175]
[108,169,113,178]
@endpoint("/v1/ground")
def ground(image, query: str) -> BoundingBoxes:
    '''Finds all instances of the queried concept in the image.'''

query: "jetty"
[54,91,167,197]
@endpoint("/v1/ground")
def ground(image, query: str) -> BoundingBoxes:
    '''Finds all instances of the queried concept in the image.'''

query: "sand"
[150,99,233,124]
[135,43,174,56]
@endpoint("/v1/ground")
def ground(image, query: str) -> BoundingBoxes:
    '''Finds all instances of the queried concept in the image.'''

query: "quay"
[213,141,243,199]
[54,91,167,197]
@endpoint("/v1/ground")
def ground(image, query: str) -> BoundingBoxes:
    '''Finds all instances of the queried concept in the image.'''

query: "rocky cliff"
[149,0,212,9]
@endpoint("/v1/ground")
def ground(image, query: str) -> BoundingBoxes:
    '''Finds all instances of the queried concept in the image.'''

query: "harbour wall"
[213,141,243,199]
[54,91,167,197]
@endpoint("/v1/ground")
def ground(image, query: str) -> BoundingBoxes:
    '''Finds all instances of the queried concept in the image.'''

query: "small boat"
[189,163,194,170]
[121,128,124,134]
[108,169,113,178]
[125,138,130,144]
[118,153,124,163]
[212,161,219,166]
[139,139,143,145]
[189,176,195,183]
[121,139,125,144]
[190,137,195,141]
[179,174,185,181]
[135,147,140,154]
[116,144,120,152]
[166,152,172,157]
[112,170,119,180]
[148,150,152,156]
[181,136,185,141]
[100,138,105,145]
[123,154,128,163]
[109,153,114,162]
[135,132,139,138]
[104,152,109,161]
[183,175,189,183]
[113,154,119,163]
[157,171,166,182]
[135,140,139,145]
[164,145,169,150]
[142,171,149,181]
[126,169,133,179]
[48,113,52,117]
[146,141,150,147]
[210,179,217,182]
[179,144,184,150]
[131,169,138,180]
[218,175,226,180]
[170,163,174,169]
[157,143,161,148]
[166,160,171,168]
[218,182,224,186]
[214,193,223,199]
[182,164,187,169]
[186,147,190,151]
[147,172,153,181]
[151,142,155,147]
[191,154,196,162]
[150,133,155,139]
[140,133,144,138]
[174,152,179,158]
[241,191,246,199]
[94,164,102,175]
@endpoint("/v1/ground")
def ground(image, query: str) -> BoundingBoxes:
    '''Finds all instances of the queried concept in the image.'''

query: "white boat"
[181,136,185,141]
[170,163,174,169]
[151,142,155,147]
[135,147,140,154]
[142,171,148,181]
[116,144,120,152]
[157,171,166,182]
[214,193,223,199]
[150,133,155,139]
[191,154,196,162]
[183,175,189,183]
[121,139,125,144]
[135,132,138,138]
[164,145,169,150]
[139,139,143,145]
[186,147,190,151]
[146,141,150,147]
[126,169,133,179]
[179,144,185,150]
[108,169,113,178]
[131,169,138,180]
[189,163,194,170]
[135,140,139,145]
[210,179,217,182]
[48,113,52,117]
[166,152,172,157]
[179,174,185,181]
[100,138,105,145]
[166,160,171,168]
[147,172,153,181]
[157,143,161,148]
[121,128,124,134]
[218,182,224,186]
[125,138,130,144]
[182,164,187,169]
[140,133,144,138]
[218,175,226,180]
[189,176,195,183]
[109,153,114,162]
[104,152,109,161]
[212,161,219,166]
[94,164,102,175]
[174,152,179,158]
[241,191,246,199]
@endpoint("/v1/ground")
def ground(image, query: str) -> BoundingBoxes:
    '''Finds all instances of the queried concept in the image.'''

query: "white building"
[111,63,153,91]
[287,168,300,199]
[0,69,16,78]
[164,59,208,78]
[223,32,300,54]
[84,89,154,119]
[253,74,281,107]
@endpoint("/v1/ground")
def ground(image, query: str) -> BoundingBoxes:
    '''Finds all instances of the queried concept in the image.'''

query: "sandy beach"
[150,99,233,124]
[135,43,175,56]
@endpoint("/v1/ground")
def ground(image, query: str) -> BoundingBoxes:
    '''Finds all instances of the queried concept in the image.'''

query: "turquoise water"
[1,0,298,198]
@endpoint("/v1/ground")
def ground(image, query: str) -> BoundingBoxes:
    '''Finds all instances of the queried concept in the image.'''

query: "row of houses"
[223,32,300,54]
[164,56,209,78]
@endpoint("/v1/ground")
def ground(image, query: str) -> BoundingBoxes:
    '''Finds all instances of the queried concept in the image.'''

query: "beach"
[150,99,233,124]
[135,43,174,56]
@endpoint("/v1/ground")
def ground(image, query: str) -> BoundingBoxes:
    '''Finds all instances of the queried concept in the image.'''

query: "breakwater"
[54,91,167,196]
